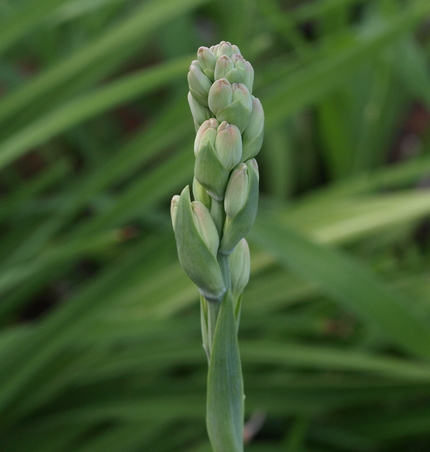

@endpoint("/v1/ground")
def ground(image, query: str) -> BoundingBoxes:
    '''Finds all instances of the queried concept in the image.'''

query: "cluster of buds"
[171,41,264,304]
[172,42,263,452]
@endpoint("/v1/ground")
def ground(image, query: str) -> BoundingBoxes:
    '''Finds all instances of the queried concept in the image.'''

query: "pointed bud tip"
[247,158,259,180]
[207,118,219,128]
[219,54,231,62]
[230,238,251,295]
[170,195,180,230]
[249,158,258,169]
[171,194,180,204]
[180,185,191,199]
[217,77,231,88]
[191,201,220,256]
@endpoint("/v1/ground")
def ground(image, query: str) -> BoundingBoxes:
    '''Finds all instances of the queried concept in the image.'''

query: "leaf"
[0,0,206,125]
[251,218,430,359]
[0,0,71,54]
[263,0,430,128]
[0,56,192,171]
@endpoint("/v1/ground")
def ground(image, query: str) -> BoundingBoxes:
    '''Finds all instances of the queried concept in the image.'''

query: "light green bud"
[215,121,242,171]
[211,41,241,58]
[220,159,259,254]
[188,92,211,129]
[192,177,211,209]
[208,79,253,132]
[197,46,217,80]
[194,120,243,200]
[214,55,235,81]
[231,54,254,93]
[242,97,264,161]
[194,118,218,156]
[173,186,226,302]
[224,163,248,218]
[230,238,250,297]
[188,63,212,107]
[192,201,219,256]
[214,54,254,93]
[208,78,232,116]
[170,195,180,230]
[194,123,230,201]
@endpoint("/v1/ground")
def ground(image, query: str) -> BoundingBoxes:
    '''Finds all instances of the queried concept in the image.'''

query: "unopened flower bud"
[230,54,254,92]
[230,238,250,297]
[192,201,219,256]
[242,97,264,161]
[188,92,211,129]
[197,46,217,80]
[211,41,241,58]
[194,120,242,200]
[194,126,229,201]
[170,195,180,231]
[214,54,254,93]
[173,186,226,302]
[208,78,233,116]
[224,163,248,218]
[215,121,242,170]
[192,177,211,209]
[220,159,259,254]
[214,55,235,81]
[208,79,253,132]
[194,118,218,156]
[188,63,212,107]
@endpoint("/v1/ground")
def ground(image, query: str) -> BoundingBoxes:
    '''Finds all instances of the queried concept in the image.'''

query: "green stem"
[206,199,231,356]
[206,250,231,355]
[218,252,231,289]
[207,300,220,354]
[210,199,225,236]
[207,290,244,452]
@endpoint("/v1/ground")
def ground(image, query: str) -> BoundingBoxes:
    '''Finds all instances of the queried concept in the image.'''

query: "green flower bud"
[242,97,264,161]
[188,92,211,129]
[214,55,235,81]
[215,121,242,170]
[211,41,241,58]
[192,177,211,209]
[214,54,254,93]
[188,63,212,107]
[194,118,218,156]
[192,201,219,256]
[194,124,230,201]
[208,79,253,132]
[231,54,254,92]
[220,159,259,254]
[224,163,248,218]
[230,238,250,297]
[208,78,232,116]
[170,195,180,230]
[194,120,242,200]
[197,46,217,80]
[173,186,226,302]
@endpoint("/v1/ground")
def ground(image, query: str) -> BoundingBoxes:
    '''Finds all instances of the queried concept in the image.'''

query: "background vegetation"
[1,0,430,450]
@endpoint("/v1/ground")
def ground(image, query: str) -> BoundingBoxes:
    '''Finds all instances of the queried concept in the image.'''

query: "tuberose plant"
[171,42,264,452]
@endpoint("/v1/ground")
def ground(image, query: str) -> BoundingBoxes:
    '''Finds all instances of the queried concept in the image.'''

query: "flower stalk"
[171,41,264,452]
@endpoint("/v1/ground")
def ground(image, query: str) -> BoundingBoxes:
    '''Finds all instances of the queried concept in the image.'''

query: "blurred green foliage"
[1,0,430,450]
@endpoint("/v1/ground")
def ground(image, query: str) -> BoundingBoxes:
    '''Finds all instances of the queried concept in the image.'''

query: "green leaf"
[0,0,206,125]
[0,0,72,54]
[264,0,430,128]
[251,218,430,359]
[0,56,192,171]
